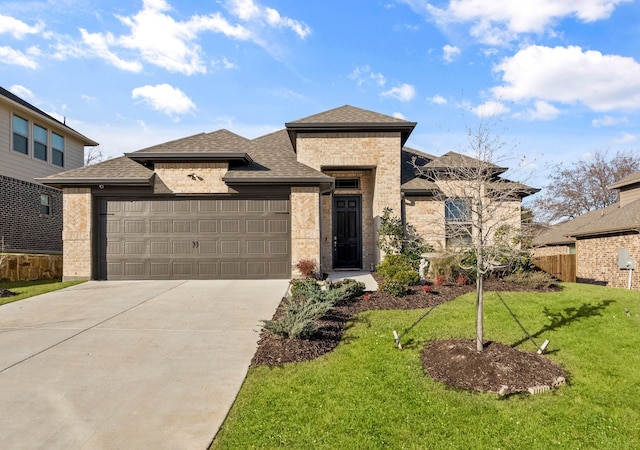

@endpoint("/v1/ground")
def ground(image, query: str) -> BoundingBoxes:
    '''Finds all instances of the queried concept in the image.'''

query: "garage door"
[100,198,290,280]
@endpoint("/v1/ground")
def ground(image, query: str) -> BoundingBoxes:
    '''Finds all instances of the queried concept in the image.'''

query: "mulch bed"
[251,277,567,393]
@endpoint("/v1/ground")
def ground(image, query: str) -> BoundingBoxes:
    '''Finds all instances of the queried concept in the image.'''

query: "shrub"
[393,270,420,286]
[380,279,409,297]
[294,259,318,278]
[262,297,333,339]
[376,254,413,279]
[434,275,447,286]
[290,278,321,299]
[376,207,432,270]
[503,271,557,290]
[422,285,432,293]
[455,274,469,286]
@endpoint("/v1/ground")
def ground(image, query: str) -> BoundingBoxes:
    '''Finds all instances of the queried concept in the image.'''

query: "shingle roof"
[287,105,413,125]
[223,130,333,184]
[422,151,507,173]
[0,86,98,146]
[38,156,154,186]
[568,199,640,238]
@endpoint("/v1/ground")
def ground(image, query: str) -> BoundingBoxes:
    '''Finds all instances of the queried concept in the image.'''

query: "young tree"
[411,117,536,351]
[533,149,640,224]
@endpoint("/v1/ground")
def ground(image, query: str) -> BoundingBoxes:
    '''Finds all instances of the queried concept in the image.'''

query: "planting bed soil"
[252,278,565,393]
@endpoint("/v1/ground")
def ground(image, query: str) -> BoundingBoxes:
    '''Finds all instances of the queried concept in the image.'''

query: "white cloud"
[132,84,196,119]
[443,44,460,63]
[492,45,640,112]
[393,112,407,119]
[522,100,561,121]
[429,94,448,105]
[381,83,416,101]
[212,56,237,70]
[0,14,44,39]
[470,100,510,117]
[349,65,387,87]
[0,45,38,68]
[613,132,637,144]
[401,0,632,45]
[9,84,34,99]
[79,29,143,72]
[265,7,311,38]
[592,115,628,127]
[224,0,310,38]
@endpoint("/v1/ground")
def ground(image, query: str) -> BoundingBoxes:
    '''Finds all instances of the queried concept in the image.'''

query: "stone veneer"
[295,132,402,271]
[154,162,229,194]
[0,253,63,281]
[62,187,93,280]
[576,234,640,290]
[290,186,321,276]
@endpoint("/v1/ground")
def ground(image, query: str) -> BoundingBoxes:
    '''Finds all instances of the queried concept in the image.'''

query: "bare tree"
[411,117,536,351]
[533,149,640,224]
[85,146,104,166]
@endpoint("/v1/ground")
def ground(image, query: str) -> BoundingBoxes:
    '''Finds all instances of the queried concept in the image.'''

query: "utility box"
[618,248,636,269]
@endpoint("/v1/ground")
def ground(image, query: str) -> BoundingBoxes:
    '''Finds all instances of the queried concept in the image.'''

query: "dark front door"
[333,196,362,269]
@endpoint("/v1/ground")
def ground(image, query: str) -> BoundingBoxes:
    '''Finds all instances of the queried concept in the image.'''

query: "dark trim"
[126,152,253,164]
[571,228,640,239]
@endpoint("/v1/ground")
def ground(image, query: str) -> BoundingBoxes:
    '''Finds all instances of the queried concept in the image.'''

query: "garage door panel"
[102,198,290,280]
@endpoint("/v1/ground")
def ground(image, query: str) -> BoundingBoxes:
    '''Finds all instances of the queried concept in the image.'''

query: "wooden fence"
[532,254,576,283]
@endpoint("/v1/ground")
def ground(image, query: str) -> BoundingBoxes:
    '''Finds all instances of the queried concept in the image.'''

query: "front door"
[333,195,362,269]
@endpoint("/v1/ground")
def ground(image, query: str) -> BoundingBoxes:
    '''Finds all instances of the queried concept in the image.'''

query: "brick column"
[62,187,93,280]
[290,186,321,277]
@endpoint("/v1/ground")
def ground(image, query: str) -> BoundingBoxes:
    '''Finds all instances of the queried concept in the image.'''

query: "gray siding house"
[0,87,98,253]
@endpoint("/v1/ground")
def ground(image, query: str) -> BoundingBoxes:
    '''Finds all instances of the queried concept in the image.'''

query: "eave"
[126,152,253,164]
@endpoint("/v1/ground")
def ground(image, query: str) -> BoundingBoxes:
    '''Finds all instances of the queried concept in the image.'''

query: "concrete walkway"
[0,279,288,450]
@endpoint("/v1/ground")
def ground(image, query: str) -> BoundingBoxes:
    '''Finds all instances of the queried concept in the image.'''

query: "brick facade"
[576,234,640,290]
[295,132,402,271]
[0,174,63,253]
[61,187,93,280]
[290,186,321,276]
[154,162,229,194]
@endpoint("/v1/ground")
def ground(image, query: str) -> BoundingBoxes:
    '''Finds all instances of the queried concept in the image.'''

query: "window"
[12,115,29,155]
[52,132,64,167]
[445,198,472,246]
[40,194,51,215]
[34,124,48,161]
[335,178,360,189]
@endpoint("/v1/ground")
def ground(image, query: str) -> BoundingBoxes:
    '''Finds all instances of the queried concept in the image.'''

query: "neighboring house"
[0,87,98,253]
[41,105,535,281]
[533,170,640,290]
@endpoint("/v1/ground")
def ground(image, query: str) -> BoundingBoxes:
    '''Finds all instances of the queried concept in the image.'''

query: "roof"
[421,151,507,175]
[609,170,640,190]
[126,129,252,163]
[535,199,640,244]
[567,199,640,238]
[37,156,154,186]
[0,86,98,147]
[223,129,333,186]
[285,105,416,149]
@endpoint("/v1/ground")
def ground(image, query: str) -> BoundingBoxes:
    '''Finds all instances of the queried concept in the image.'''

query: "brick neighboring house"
[41,105,536,281]
[533,170,640,290]
[0,87,98,253]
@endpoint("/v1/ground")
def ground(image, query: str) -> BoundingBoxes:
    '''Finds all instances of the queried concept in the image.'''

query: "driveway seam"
[0,280,189,374]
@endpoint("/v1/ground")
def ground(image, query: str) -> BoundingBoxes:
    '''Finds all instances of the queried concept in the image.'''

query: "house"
[41,105,535,281]
[533,170,640,289]
[0,87,98,253]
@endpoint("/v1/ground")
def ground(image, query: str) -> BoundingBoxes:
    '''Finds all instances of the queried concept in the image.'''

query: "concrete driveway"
[0,279,288,450]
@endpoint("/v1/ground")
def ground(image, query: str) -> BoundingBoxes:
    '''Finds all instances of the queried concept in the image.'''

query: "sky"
[2,0,640,197]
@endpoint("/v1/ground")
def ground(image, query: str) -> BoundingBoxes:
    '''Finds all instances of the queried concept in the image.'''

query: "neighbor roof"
[567,199,640,238]
[609,170,640,190]
[0,86,98,146]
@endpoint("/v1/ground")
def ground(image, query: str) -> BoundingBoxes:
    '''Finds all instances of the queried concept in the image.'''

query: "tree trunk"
[475,244,484,352]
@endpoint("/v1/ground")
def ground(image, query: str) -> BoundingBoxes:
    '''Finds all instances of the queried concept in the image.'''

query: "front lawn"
[212,283,640,449]
[0,279,85,306]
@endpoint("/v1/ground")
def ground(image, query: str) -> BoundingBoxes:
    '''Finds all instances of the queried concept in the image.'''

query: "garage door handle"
[192,241,199,249]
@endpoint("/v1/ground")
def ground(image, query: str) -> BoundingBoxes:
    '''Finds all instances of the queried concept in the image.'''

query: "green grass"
[212,283,640,449]
[0,279,85,306]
